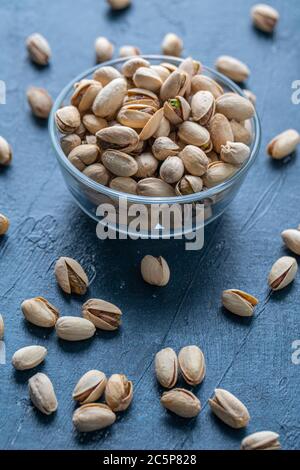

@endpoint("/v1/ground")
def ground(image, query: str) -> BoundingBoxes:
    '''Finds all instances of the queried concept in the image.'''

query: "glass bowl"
[49,55,261,239]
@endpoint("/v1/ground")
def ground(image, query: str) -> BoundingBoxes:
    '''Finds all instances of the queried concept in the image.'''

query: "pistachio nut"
[71,80,102,114]
[60,134,81,156]
[160,156,184,184]
[92,78,127,118]
[241,431,281,450]
[178,345,206,386]
[179,145,209,176]
[109,176,137,194]
[206,150,220,162]
[55,316,96,341]
[152,136,180,161]
[251,4,279,33]
[96,125,139,153]
[82,298,122,330]
[222,289,259,317]
[85,135,97,145]
[0,136,12,166]
[163,96,190,125]
[0,213,9,235]
[175,175,203,195]
[73,403,116,432]
[137,177,176,197]
[216,93,255,121]
[55,105,81,134]
[209,113,234,153]
[191,74,224,99]
[72,370,107,404]
[209,388,250,428]
[119,45,140,57]
[161,33,183,57]
[268,256,298,291]
[0,314,4,340]
[95,36,114,63]
[26,86,52,119]
[21,297,59,328]
[133,67,162,92]
[244,89,257,106]
[105,374,133,411]
[230,120,252,145]
[12,345,47,371]
[117,104,155,129]
[215,55,250,82]
[179,57,202,77]
[26,33,51,65]
[107,0,131,10]
[135,152,159,178]
[122,57,150,78]
[160,62,178,73]
[191,91,215,125]
[82,114,108,134]
[125,87,160,109]
[28,373,58,415]
[155,347,178,389]
[161,388,201,418]
[178,121,211,151]
[203,161,237,188]
[267,129,300,159]
[153,116,171,138]
[139,108,164,141]
[160,70,189,102]
[141,255,170,286]
[68,144,100,171]
[75,122,86,139]
[151,65,170,82]
[54,256,89,295]
[93,66,122,86]
[102,149,138,177]
[83,163,110,185]
[281,228,300,255]
[220,141,250,166]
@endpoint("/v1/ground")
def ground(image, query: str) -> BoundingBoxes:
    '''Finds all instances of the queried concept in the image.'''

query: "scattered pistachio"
[73,403,116,432]
[0,136,12,166]
[160,156,185,183]
[82,298,122,330]
[26,33,51,65]
[95,37,114,63]
[251,4,279,33]
[107,0,131,10]
[161,388,201,418]
[222,289,259,317]
[155,347,178,389]
[0,213,9,235]
[267,129,300,159]
[105,374,133,411]
[178,345,206,386]
[268,256,298,291]
[12,345,47,371]
[83,163,110,185]
[281,228,300,255]
[54,256,89,295]
[26,87,53,119]
[241,431,281,450]
[28,373,58,415]
[119,45,140,57]
[209,388,250,428]
[55,316,96,341]
[141,255,170,286]
[21,297,59,328]
[161,33,183,57]
[72,370,107,404]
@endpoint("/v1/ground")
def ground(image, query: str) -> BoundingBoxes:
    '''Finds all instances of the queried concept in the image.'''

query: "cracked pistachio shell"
[155,347,178,389]
[135,152,159,178]
[191,91,215,125]
[95,36,114,63]
[215,56,250,82]
[73,370,107,404]
[141,255,170,286]
[83,163,110,185]
[105,374,133,411]
[21,297,59,327]
[139,108,164,141]
[267,129,300,159]
[203,161,237,188]
[161,33,183,57]
[54,256,89,295]
[12,345,47,371]
[119,45,140,57]
[60,134,81,156]
[251,4,279,33]
[102,149,138,177]
[82,298,122,331]
[241,431,281,450]
[55,316,96,341]
[216,93,255,121]
[0,314,4,339]
[161,388,201,418]
[0,136,12,166]
[160,156,184,184]
[209,113,234,153]
[0,213,9,235]
[27,86,52,119]
[71,80,102,113]
[68,144,100,171]
[26,33,51,65]
[176,175,203,195]
[109,176,137,194]
[222,289,259,317]
[163,96,190,125]
[117,104,155,129]
[178,345,206,386]
[179,57,202,77]
[209,388,250,428]
[92,78,127,118]
[82,114,108,134]
[160,70,190,102]
[191,74,224,99]
[281,229,300,255]
[73,403,116,432]
[96,125,139,153]
[122,57,150,78]
[178,121,211,151]
[268,256,298,291]
[230,120,252,145]
[28,373,58,415]
[220,141,250,166]
[93,66,122,86]
[137,177,176,197]
[133,67,162,92]
[55,106,81,134]
[179,145,209,176]
[125,87,160,109]
[152,136,179,161]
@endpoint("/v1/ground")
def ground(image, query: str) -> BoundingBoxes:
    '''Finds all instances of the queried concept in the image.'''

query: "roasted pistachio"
[178,345,206,386]
[241,431,281,450]
[0,213,9,235]
[73,370,107,404]
[68,144,100,171]
[139,108,164,141]
[267,129,300,159]
[133,67,162,92]
[119,45,140,57]
[209,113,234,153]
[160,156,184,184]
[135,152,159,178]
[82,114,108,134]
[21,297,59,327]
[141,255,170,286]
[55,316,96,341]
[109,177,137,194]
[152,136,180,161]
[83,163,110,185]
[191,91,215,125]
[26,33,51,65]
[71,80,102,114]
[222,289,259,317]
[93,66,122,86]
[215,56,250,82]
[161,388,201,418]
[12,345,47,371]
[82,298,122,330]
[60,134,81,156]
[268,256,298,291]
[216,93,255,121]
[96,125,139,153]
[230,120,252,145]
[54,256,89,295]
[155,347,178,389]
[73,403,116,432]
[251,4,279,33]
[191,74,224,99]
[161,33,183,57]
[29,373,57,415]
[0,136,12,166]
[122,57,150,78]
[281,228,300,255]
[163,96,190,125]
[178,121,211,151]
[95,36,114,63]
[209,388,250,428]
[105,374,133,411]
[160,70,189,102]
[203,161,237,188]
[27,86,52,119]
[179,145,209,176]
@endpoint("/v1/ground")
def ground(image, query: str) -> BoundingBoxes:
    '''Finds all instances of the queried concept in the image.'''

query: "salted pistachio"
[241,431,281,450]
[60,134,81,156]
[178,121,211,152]
[163,96,190,125]
[73,403,116,432]
[0,136,12,165]
[179,57,202,77]
[160,70,190,102]
[206,150,219,163]
[141,255,170,286]
[161,33,183,57]
[176,175,203,195]
[54,256,89,295]
[160,156,184,184]
[209,113,234,153]
[152,136,180,161]
[251,4,279,33]
[267,129,300,159]
[161,388,201,418]
[95,36,114,63]
[151,65,170,82]
[96,125,139,153]
[133,67,162,92]
[125,88,160,109]
[135,152,159,178]
[222,289,258,317]
[21,297,59,328]
[73,370,107,404]
[178,345,206,386]
[93,66,122,86]
[155,347,178,389]
[26,86,52,119]
[55,316,96,341]
[191,74,224,99]
[203,161,237,188]
[109,176,137,194]
[139,108,164,141]
[75,122,87,139]
[122,57,150,78]
[105,374,133,411]
[71,80,102,113]
[119,45,140,57]
[55,105,81,134]
[215,55,250,82]
[230,119,252,145]
[68,144,100,171]
[160,62,178,73]
[102,149,138,177]
[82,114,107,134]
[244,89,257,106]
[191,91,215,125]
[0,314,4,340]
[28,373,58,415]
[179,145,209,176]
[281,228,300,255]
[216,93,255,121]
[268,256,298,291]
[117,104,155,129]
[137,178,176,197]
[12,345,47,371]
[0,213,9,235]
[93,77,127,119]
[220,141,250,166]
[107,0,131,10]
[26,33,51,65]
[83,163,110,185]
[209,389,250,428]
[82,298,122,330]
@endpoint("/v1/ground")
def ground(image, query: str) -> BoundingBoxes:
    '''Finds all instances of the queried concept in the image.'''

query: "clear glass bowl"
[49,55,261,238]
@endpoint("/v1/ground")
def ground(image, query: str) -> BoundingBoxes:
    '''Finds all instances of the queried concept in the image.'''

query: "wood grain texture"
[0,0,300,450]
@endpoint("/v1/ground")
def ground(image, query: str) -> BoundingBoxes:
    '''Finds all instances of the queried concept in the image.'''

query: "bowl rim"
[49,54,261,205]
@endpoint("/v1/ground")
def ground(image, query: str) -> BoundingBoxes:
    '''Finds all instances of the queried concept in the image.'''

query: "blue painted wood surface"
[0,0,300,450]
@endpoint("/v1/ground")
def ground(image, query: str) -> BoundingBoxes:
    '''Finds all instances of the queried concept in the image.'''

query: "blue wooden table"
[0,0,299,450]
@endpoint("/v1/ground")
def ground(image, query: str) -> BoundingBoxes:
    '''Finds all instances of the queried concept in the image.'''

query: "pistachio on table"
[26,33,51,65]
[26,86,53,119]
[105,374,133,411]
[0,213,10,235]
[12,345,47,371]
[155,347,178,389]
[281,228,300,255]
[267,129,300,159]
[119,45,140,58]
[55,316,96,341]
[268,256,298,291]
[178,345,206,386]
[28,373,58,415]
[0,314,4,339]
[209,388,250,428]
[21,297,59,328]
[141,255,170,286]
[241,431,281,450]
[82,298,122,330]
[54,256,89,295]
[161,33,183,57]
[222,289,259,317]
[107,0,131,10]
[73,403,116,432]
[95,36,114,63]
[251,4,279,33]
[161,388,201,418]
[72,370,107,404]
[0,136,12,166]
